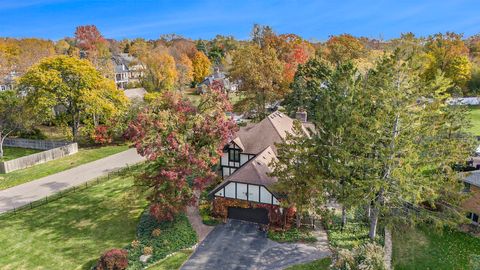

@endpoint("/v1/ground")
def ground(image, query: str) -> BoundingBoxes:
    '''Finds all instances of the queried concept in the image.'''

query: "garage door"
[227,207,269,224]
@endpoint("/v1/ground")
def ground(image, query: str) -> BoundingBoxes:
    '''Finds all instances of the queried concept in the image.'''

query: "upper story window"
[229,149,240,162]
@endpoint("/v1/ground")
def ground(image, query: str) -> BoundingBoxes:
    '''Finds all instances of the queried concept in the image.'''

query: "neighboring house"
[112,53,144,89]
[0,71,19,91]
[209,111,312,225]
[196,67,238,94]
[463,170,480,224]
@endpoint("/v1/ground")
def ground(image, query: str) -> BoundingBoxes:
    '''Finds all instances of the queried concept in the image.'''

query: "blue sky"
[0,0,479,41]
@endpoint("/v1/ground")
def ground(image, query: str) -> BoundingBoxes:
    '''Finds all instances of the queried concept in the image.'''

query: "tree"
[0,91,30,158]
[323,34,366,66]
[283,57,333,120]
[424,32,472,94]
[126,83,236,221]
[176,54,193,90]
[192,51,211,83]
[140,49,178,92]
[18,55,128,141]
[355,52,474,240]
[270,120,321,228]
[229,44,285,119]
[74,25,113,78]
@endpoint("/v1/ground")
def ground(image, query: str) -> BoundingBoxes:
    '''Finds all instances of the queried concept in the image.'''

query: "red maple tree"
[126,82,237,221]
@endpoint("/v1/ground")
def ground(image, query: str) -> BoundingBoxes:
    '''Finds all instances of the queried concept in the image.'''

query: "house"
[463,170,480,224]
[196,67,237,94]
[0,71,19,91]
[209,111,312,225]
[112,53,144,89]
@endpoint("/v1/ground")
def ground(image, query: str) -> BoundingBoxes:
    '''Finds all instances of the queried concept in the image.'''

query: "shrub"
[143,246,153,255]
[151,228,161,237]
[95,249,129,270]
[332,242,386,270]
[131,239,140,248]
[18,128,47,140]
[268,227,317,243]
[94,125,113,144]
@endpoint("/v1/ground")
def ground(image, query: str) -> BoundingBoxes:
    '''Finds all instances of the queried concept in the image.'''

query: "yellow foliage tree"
[18,55,128,141]
[192,51,212,83]
[141,50,178,92]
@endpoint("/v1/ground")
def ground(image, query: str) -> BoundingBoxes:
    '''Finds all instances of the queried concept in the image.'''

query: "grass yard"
[467,105,480,135]
[285,257,332,270]
[0,144,129,190]
[0,147,41,161]
[0,169,147,270]
[393,226,480,270]
[326,214,374,250]
[146,250,193,270]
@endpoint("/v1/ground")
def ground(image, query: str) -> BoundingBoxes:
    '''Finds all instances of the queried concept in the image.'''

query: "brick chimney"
[295,109,307,123]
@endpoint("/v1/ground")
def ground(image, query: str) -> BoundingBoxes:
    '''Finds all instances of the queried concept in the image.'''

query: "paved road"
[0,148,145,214]
[181,219,331,270]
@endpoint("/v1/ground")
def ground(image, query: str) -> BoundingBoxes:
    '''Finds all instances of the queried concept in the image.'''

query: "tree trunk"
[341,206,347,230]
[71,113,80,142]
[384,227,392,270]
[367,204,371,219]
[296,212,301,228]
[369,205,379,240]
[0,138,3,158]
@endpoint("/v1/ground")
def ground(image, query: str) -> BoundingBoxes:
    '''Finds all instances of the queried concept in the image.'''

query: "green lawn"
[393,226,480,270]
[0,144,129,190]
[146,250,193,270]
[468,106,480,135]
[0,147,41,161]
[0,170,147,270]
[285,257,331,270]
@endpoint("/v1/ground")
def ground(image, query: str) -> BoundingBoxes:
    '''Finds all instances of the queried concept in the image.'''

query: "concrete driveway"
[181,219,331,270]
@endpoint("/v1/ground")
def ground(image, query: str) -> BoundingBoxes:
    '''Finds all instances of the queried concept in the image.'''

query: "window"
[467,212,479,223]
[229,149,240,162]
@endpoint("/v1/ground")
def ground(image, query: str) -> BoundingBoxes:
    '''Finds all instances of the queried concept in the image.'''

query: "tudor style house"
[209,111,312,225]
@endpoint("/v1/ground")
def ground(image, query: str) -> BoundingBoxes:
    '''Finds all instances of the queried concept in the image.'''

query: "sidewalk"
[0,148,145,214]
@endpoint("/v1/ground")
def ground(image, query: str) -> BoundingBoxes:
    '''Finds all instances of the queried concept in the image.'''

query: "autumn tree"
[18,55,128,141]
[323,34,366,66]
[176,54,193,90]
[229,44,285,119]
[75,25,113,78]
[126,82,236,221]
[424,32,472,94]
[192,51,212,83]
[140,49,178,92]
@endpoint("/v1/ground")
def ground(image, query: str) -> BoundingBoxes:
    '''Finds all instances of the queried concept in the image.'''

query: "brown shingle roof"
[225,146,278,186]
[234,111,310,154]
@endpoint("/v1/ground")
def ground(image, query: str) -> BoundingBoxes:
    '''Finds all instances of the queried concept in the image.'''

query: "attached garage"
[227,207,269,224]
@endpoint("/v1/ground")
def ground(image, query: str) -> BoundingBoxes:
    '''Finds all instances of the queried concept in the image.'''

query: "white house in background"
[112,53,144,89]
[0,71,19,91]
[209,111,313,224]
[196,67,238,94]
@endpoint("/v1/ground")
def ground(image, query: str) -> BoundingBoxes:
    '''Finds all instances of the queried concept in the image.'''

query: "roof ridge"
[267,111,285,141]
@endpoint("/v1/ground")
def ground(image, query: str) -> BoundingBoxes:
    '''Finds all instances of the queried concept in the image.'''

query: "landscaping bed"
[0,144,128,190]
[124,211,197,269]
[0,146,41,161]
[146,250,193,270]
[268,227,317,243]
